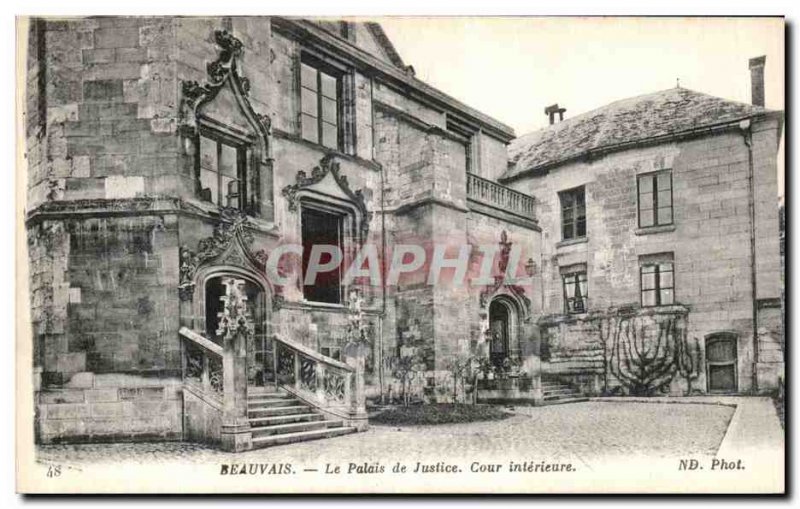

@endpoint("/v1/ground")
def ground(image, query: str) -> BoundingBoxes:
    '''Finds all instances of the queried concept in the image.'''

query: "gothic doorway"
[489,300,510,369]
[204,275,271,386]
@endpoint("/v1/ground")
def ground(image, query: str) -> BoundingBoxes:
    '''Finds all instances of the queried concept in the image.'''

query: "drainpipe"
[740,119,759,393]
[370,77,389,403]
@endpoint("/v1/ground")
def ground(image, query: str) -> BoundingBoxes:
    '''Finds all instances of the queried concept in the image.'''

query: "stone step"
[541,397,589,406]
[248,386,285,395]
[248,392,292,400]
[251,426,356,448]
[248,413,326,427]
[543,392,580,401]
[248,392,288,399]
[541,382,572,389]
[542,387,576,396]
[247,398,301,408]
[250,419,344,438]
[248,405,310,418]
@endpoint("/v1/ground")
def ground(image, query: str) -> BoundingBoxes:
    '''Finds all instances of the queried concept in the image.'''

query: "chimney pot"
[749,55,766,107]
[544,103,567,125]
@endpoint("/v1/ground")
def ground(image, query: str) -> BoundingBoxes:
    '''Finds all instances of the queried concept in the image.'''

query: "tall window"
[559,186,586,240]
[301,59,340,150]
[199,131,249,210]
[640,258,675,307]
[638,170,673,227]
[446,117,480,175]
[301,206,344,304]
[562,268,588,314]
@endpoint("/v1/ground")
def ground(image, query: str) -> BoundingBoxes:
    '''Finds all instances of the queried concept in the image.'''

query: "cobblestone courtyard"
[37,402,738,469]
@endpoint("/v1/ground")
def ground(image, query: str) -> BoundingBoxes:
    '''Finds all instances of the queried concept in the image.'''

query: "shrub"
[371,404,511,426]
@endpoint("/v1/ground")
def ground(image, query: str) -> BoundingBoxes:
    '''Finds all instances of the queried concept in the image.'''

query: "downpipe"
[739,119,759,393]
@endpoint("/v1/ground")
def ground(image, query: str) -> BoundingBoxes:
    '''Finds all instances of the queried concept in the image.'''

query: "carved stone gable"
[281,154,373,240]
[178,209,264,301]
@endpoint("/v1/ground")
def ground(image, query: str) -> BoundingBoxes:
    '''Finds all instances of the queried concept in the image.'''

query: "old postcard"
[15,15,785,494]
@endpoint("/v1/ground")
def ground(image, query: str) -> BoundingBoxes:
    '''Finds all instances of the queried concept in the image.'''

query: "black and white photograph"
[14,13,786,494]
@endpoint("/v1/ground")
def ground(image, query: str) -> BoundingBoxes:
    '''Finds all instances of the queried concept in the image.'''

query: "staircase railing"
[180,322,252,451]
[272,333,368,430]
[181,327,224,403]
[180,327,227,446]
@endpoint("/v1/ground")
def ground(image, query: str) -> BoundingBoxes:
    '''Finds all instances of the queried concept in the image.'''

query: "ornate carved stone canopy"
[179,30,271,143]
[281,154,373,241]
[178,208,268,301]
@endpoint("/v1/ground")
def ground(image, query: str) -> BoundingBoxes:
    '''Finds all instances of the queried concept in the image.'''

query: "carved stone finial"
[497,230,513,275]
[178,246,198,301]
[216,278,252,338]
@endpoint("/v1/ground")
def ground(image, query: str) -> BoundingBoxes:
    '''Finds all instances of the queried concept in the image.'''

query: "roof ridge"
[514,87,770,142]
[504,87,778,180]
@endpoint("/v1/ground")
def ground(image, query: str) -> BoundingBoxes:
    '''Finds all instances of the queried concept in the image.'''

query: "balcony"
[467,173,536,225]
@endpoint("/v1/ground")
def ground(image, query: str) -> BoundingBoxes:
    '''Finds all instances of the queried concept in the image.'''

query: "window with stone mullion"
[560,187,586,240]
[199,132,247,210]
[563,271,588,313]
[300,61,340,151]
[638,170,673,227]
[640,262,674,306]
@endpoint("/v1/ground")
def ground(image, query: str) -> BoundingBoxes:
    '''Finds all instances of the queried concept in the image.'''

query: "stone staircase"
[541,376,589,406]
[247,387,357,449]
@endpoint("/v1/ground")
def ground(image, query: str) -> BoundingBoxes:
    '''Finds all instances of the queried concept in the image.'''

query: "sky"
[379,17,785,195]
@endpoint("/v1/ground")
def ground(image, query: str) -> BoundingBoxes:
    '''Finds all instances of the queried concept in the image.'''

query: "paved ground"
[38,401,738,469]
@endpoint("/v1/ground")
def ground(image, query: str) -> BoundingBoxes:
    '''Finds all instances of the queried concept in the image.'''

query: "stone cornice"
[24,197,281,238]
[373,100,469,145]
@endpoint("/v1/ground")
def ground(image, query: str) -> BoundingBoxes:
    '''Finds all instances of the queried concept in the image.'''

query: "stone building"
[25,16,542,448]
[502,57,784,397]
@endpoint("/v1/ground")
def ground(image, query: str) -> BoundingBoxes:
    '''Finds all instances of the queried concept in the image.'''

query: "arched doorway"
[706,333,738,393]
[489,299,511,369]
[204,274,271,387]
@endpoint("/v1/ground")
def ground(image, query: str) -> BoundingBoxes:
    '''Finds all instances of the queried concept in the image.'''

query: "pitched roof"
[502,87,777,181]
[364,22,406,69]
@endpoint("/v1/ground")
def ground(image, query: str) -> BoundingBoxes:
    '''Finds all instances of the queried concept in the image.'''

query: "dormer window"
[198,128,250,211]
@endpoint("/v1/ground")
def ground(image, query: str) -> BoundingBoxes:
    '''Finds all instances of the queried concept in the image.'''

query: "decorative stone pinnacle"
[216,278,253,338]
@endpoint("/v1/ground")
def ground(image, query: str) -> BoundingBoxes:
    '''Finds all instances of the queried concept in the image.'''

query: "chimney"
[544,103,567,125]
[749,56,766,107]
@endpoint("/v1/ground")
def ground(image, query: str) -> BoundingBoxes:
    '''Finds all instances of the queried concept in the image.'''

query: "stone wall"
[29,214,182,442]
[27,17,185,211]
[37,374,182,444]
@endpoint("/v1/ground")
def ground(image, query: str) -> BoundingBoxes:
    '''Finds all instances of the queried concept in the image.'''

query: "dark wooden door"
[489,301,509,369]
[706,334,737,392]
